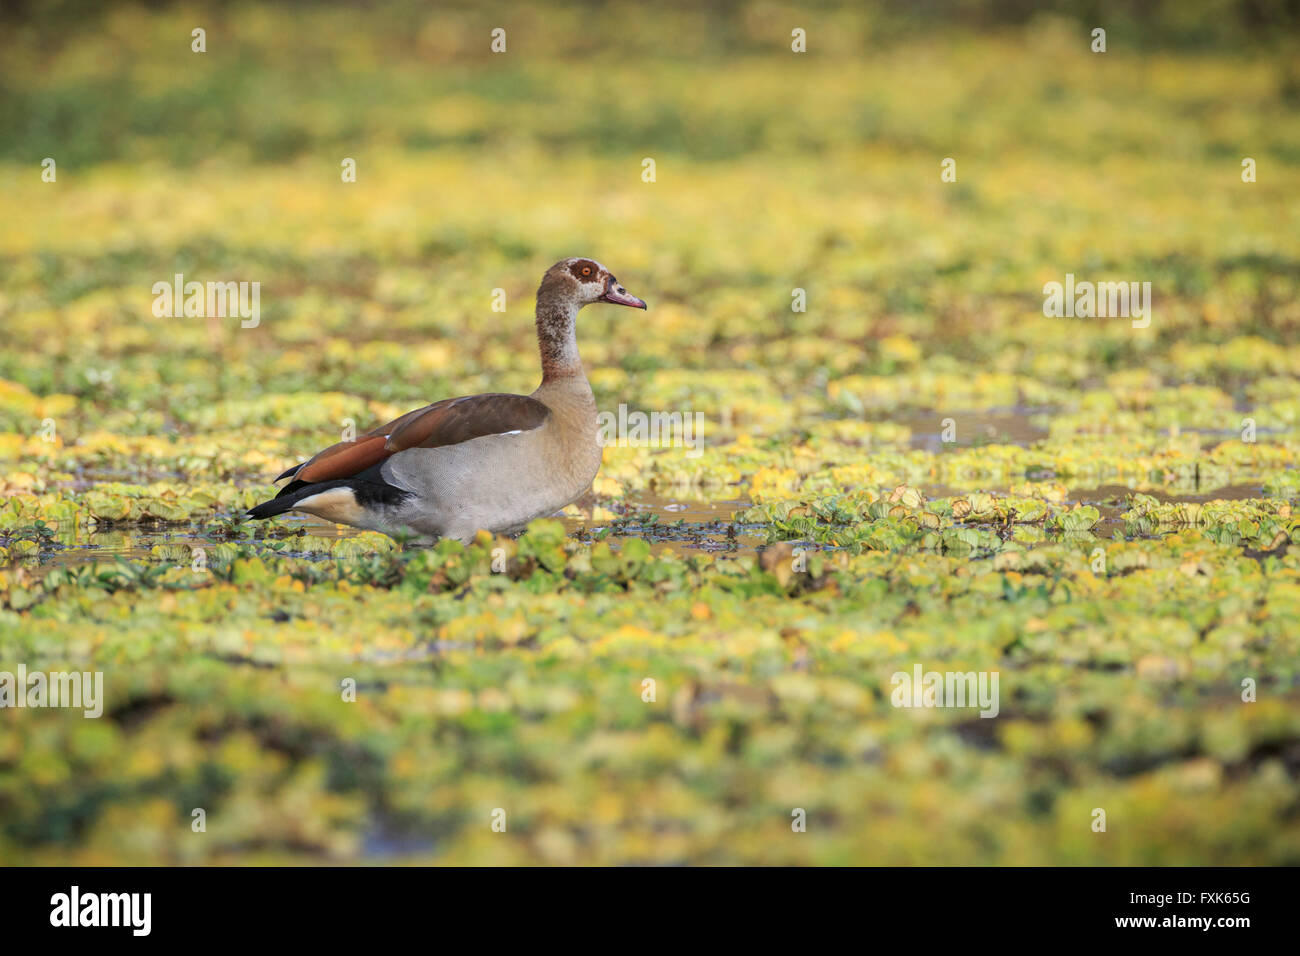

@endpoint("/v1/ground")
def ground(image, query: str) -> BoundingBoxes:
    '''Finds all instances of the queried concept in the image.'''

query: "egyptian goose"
[246,258,646,541]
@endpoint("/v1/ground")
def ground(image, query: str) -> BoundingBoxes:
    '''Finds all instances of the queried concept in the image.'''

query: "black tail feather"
[274,478,309,499]
[245,473,411,522]
[245,493,307,521]
[246,479,351,521]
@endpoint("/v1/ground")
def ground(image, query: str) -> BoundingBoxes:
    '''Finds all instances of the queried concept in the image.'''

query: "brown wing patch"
[357,404,433,441]
[284,394,551,484]
[277,404,434,482]
[387,393,550,451]
[296,434,390,483]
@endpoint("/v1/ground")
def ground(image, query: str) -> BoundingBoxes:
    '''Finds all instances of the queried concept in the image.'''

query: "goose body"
[246,258,646,542]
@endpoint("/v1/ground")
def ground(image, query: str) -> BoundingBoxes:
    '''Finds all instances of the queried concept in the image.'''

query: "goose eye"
[581,266,592,276]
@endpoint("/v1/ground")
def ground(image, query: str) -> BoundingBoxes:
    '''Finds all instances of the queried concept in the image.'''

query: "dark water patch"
[574,492,765,554]
[892,407,1053,453]
[361,817,439,860]
[1073,482,1265,504]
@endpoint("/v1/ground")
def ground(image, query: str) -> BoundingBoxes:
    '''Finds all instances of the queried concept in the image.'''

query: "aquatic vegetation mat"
[2,4,1299,864]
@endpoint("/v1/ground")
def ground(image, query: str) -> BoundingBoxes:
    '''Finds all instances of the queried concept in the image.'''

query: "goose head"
[538,257,647,312]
